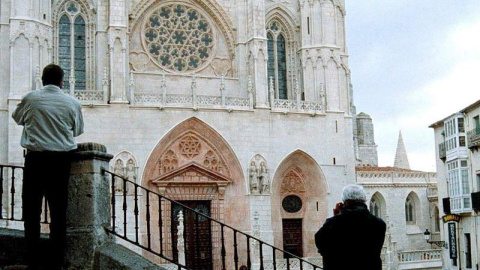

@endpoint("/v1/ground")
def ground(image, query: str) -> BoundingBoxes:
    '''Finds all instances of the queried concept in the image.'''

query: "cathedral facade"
[0,0,440,269]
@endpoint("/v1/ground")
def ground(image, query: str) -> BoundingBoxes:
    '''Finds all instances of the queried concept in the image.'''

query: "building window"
[465,233,472,268]
[267,21,289,100]
[57,2,86,90]
[448,159,471,212]
[143,3,215,72]
[405,196,415,225]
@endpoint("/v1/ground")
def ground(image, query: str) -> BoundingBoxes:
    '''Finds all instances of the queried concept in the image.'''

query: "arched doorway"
[142,117,246,269]
[271,150,328,258]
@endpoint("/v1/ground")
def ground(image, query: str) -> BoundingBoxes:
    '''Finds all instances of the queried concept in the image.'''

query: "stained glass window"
[267,22,289,100]
[57,6,87,90]
[267,33,275,91]
[143,3,214,72]
[277,34,287,99]
[59,15,71,88]
[74,16,86,89]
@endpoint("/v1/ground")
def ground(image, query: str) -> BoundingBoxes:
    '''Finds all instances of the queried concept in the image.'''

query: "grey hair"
[341,184,366,202]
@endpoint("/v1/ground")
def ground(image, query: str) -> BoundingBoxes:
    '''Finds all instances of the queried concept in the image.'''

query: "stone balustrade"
[398,249,442,262]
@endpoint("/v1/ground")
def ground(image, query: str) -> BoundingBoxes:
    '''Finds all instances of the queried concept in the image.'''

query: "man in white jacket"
[12,64,84,270]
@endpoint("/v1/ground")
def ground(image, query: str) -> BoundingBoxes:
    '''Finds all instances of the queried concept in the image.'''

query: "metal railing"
[467,127,480,149]
[104,170,322,270]
[438,142,446,160]
[0,164,50,224]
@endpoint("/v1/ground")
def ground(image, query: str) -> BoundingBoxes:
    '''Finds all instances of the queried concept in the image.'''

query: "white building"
[431,100,480,270]
[0,0,441,269]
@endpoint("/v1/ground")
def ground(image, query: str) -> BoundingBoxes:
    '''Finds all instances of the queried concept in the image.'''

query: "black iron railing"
[104,170,322,270]
[0,164,50,224]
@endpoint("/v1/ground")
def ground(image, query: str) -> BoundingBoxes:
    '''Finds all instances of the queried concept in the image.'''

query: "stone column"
[65,142,113,269]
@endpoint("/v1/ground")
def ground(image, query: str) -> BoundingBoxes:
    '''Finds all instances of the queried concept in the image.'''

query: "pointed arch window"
[405,196,416,224]
[370,197,380,218]
[267,21,288,100]
[56,1,87,90]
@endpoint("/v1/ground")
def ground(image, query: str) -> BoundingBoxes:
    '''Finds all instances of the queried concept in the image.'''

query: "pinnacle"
[393,131,410,170]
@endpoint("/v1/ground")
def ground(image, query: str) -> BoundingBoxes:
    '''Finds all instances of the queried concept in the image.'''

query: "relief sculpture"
[249,155,270,195]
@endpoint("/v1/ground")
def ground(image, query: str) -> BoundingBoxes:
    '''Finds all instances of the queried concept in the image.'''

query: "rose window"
[143,3,215,72]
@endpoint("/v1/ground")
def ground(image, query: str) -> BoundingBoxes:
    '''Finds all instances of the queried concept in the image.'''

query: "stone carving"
[126,159,137,181]
[211,58,231,77]
[111,151,139,192]
[113,159,125,192]
[130,51,150,71]
[259,161,270,194]
[249,155,270,195]
[249,161,260,194]
[160,150,179,174]
[179,135,201,158]
[204,150,228,175]
[281,169,305,194]
[142,3,215,73]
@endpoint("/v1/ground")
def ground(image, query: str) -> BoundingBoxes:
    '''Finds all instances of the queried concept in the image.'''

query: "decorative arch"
[265,6,297,42]
[112,151,139,181]
[142,117,247,267]
[271,149,328,258]
[143,117,244,187]
[369,192,386,220]
[130,0,236,58]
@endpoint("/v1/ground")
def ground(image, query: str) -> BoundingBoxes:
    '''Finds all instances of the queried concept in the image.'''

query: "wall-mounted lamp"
[424,229,447,248]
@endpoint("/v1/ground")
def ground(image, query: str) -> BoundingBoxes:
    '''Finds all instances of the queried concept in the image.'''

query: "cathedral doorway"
[172,201,213,270]
[282,219,303,257]
[142,118,247,268]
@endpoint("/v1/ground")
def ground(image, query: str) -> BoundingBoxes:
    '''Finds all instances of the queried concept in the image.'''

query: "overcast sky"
[345,1,480,172]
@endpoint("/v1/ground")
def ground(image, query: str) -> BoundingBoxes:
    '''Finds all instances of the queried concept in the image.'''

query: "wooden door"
[282,219,303,257]
[172,201,213,270]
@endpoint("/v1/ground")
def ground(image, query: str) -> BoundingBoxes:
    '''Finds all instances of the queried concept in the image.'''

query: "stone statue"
[113,159,125,192]
[259,161,270,194]
[126,159,137,181]
[249,161,259,194]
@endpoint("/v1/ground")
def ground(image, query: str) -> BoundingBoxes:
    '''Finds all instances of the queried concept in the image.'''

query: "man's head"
[341,184,366,203]
[42,64,64,87]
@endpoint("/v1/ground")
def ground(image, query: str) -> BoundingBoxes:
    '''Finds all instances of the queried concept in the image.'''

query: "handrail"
[103,169,322,270]
[0,164,50,224]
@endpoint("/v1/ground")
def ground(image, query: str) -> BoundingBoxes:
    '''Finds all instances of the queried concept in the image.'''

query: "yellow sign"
[443,214,461,223]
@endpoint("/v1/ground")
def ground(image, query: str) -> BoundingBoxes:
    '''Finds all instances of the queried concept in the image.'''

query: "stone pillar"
[65,142,113,269]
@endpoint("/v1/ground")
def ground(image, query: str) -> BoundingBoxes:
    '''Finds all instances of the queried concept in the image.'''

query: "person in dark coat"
[315,184,386,270]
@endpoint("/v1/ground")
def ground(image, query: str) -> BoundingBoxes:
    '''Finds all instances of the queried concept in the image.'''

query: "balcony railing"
[438,142,446,160]
[467,127,480,149]
[398,249,442,263]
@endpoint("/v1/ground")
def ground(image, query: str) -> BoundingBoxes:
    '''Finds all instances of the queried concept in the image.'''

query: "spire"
[394,131,410,170]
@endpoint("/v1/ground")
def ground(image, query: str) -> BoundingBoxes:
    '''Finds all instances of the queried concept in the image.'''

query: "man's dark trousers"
[23,151,72,269]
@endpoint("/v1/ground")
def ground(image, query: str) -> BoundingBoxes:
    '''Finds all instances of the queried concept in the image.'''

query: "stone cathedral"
[0,0,441,269]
